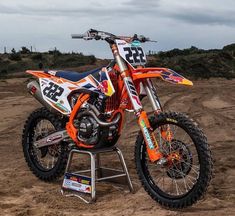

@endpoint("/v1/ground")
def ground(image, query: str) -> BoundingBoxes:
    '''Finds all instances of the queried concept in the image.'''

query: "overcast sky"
[0,0,234,58]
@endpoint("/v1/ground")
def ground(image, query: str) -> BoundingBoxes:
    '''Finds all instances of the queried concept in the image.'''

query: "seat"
[45,68,101,82]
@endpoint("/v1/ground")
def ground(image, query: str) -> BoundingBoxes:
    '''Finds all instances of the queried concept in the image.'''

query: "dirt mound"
[0,78,234,216]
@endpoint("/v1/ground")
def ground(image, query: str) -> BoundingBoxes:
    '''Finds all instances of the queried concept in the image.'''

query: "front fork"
[142,79,162,113]
[112,44,163,162]
[121,76,163,162]
[142,79,173,143]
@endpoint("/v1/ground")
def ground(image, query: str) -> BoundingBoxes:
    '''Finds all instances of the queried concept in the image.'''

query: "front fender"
[132,68,193,86]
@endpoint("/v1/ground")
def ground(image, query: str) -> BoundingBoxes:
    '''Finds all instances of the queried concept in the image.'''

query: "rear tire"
[22,107,68,181]
[135,112,213,209]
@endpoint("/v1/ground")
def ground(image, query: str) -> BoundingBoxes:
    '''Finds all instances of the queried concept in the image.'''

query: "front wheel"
[135,112,213,209]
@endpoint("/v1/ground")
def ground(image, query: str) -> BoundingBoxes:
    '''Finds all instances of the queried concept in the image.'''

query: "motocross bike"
[22,29,212,209]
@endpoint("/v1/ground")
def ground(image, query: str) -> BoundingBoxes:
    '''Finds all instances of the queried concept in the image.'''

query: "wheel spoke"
[181,161,200,176]
[33,119,59,171]
[171,124,178,138]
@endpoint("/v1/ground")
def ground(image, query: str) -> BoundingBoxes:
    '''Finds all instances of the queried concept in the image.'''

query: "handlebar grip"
[71,34,87,39]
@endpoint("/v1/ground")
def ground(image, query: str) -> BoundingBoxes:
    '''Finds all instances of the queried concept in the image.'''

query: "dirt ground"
[0,78,234,216]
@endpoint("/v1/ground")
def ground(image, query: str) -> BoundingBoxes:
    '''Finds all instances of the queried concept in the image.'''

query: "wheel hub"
[166,140,193,179]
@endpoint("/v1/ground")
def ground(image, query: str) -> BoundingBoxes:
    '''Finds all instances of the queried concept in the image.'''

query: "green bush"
[20,47,31,54]
[0,69,7,74]
[9,53,22,61]
[31,53,43,60]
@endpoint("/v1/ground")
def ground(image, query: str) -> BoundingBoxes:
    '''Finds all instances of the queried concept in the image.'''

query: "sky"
[0,0,234,58]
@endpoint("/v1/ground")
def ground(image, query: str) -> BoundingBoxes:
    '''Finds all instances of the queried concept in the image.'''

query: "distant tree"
[48,48,61,56]
[11,48,16,54]
[20,46,31,54]
[88,55,96,64]
[9,48,21,61]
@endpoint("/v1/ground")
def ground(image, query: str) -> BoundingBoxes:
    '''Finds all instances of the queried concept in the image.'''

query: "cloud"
[159,0,235,27]
[0,0,234,57]
[164,8,235,27]
[124,0,160,8]
[0,2,159,18]
[0,0,234,27]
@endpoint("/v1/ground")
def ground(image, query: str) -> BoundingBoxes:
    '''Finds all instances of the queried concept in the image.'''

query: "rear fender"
[132,68,193,86]
[26,70,52,79]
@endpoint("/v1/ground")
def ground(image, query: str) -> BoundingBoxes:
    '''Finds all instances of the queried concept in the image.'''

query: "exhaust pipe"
[27,81,58,113]
[77,109,121,127]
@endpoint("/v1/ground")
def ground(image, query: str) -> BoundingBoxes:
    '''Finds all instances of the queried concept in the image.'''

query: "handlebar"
[71,34,87,39]
[71,29,156,43]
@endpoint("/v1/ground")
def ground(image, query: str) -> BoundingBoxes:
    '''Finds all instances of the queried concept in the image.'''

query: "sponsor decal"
[126,79,142,109]
[168,74,183,83]
[62,173,91,194]
[97,80,108,94]
[166,118,178,124]
[48,70,57,76]
[140,120,155,149]
[30,86,37,94]
[97,70,115,96]
[118,42,126,45]
[81,179,90,185]
[42,82,64,102]
[131,40,141,47]
[55,103,69,113]
[41,79,48,86]
[132,95,141,106]
[46,134,62,143]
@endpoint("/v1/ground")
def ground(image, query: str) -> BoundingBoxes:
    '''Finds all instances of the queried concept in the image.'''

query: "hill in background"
[147,43,235,79]
[0,44,235,79]
[0,48,103,78]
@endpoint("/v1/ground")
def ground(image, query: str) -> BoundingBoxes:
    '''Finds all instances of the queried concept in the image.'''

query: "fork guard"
[132,67,193,86]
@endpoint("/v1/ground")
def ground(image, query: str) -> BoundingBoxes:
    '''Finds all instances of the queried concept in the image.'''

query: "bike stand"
[61,147,134,203]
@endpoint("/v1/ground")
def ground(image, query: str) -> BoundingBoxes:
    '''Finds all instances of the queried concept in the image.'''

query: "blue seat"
[46,68,101,82]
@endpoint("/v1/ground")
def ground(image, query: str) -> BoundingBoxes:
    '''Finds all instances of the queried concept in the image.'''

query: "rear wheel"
[135,112,213,209]
[22,107,68,181]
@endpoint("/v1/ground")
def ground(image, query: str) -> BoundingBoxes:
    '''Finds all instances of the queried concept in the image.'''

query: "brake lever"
[136,35,157,43]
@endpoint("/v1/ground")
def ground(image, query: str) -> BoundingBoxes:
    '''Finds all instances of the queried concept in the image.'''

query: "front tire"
[135,112,213,209]
[22,107,68,181]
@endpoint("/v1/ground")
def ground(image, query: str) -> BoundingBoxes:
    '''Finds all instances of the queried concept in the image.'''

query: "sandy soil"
[0,78,234,216]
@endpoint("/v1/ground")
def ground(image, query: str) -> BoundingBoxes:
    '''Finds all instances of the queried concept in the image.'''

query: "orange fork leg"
[138,111,163,162]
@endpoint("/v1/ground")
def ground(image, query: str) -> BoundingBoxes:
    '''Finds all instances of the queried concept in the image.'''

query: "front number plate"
[116,39,147,66]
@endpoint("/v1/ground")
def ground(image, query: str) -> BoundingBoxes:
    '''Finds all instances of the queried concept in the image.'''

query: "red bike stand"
[61,147,134,203]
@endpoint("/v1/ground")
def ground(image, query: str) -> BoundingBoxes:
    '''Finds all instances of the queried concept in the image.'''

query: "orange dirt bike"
[22,29,212,209]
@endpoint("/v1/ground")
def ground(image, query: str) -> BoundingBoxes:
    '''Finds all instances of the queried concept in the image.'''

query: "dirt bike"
[22,29,212,209]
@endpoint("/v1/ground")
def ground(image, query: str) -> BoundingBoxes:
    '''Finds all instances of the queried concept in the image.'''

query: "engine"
[74,102,120,147]
[70,71,121,148]
[76,115,99,145]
